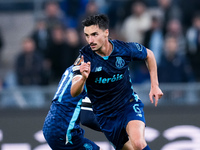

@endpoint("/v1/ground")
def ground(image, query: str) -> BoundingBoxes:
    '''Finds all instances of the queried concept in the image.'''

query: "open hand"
[149,86,163,107]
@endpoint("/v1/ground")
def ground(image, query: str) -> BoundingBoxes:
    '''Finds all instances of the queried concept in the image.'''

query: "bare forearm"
[71,57,91,97]
[71,76,86,97]
[145,49,159,87]
[145,49,163,106]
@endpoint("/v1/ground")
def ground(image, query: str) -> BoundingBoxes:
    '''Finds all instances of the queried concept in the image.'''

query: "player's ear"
[104,29,109,37]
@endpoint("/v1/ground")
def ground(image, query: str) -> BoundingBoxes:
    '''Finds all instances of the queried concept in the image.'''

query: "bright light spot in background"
[33,144,51,150]
[33,130,51,150]
[0,130,2,141]
[162,125,200,150]
[145,126,160,142]
[34,130,46,143]
[95,141,115,150]
[2,143,31,150]
[163,125,200,140]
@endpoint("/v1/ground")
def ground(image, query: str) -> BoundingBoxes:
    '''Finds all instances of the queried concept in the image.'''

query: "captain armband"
[72,55,83,76]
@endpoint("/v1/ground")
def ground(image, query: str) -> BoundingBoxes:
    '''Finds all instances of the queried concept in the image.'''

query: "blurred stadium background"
[0,0,200,149]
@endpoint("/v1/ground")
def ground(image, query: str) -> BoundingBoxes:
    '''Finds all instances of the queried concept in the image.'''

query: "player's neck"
[96,40,113,57]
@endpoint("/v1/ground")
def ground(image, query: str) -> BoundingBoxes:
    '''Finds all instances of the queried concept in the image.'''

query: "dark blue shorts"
[98,99,145,150]
[43,104,100,150]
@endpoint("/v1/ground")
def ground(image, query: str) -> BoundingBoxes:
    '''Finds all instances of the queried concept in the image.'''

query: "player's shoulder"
[80,45,92,55]
[79,45,95,62]
[111,39,128,46]
[117,40,145,51]
[111,39,137,55]
[111,39,136,49]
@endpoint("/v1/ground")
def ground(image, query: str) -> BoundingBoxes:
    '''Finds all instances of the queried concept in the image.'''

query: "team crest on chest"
[115,57,125,68]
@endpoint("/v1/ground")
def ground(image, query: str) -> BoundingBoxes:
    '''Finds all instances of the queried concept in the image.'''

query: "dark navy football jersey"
[74,39,147,118]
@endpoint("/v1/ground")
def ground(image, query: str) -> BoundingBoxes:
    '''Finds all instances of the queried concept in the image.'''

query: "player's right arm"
[71,56,91,97]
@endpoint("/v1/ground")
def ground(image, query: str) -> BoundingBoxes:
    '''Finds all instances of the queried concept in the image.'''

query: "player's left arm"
[145,49,163,107]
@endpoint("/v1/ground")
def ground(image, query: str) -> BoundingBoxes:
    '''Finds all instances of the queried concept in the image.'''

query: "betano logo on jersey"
[95,74,124,84]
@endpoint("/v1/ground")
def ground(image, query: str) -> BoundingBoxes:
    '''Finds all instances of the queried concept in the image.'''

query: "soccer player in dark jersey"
[42,65,102,150]
[71,14,163,150]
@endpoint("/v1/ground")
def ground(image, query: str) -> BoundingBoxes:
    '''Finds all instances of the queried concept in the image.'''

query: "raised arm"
[71,56,91,97]
[145,49,163,106]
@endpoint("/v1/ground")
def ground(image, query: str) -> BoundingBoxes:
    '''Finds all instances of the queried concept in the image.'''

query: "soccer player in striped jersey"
[71,14,163,150]
[43,65,101,150]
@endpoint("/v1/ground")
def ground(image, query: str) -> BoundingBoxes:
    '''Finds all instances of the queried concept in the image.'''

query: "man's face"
[84,25,108,52]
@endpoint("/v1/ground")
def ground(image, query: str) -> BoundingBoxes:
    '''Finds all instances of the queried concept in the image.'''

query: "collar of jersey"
[95,39,114,60]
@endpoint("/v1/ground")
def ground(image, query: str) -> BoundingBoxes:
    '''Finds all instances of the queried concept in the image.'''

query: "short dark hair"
[82,14,109,30]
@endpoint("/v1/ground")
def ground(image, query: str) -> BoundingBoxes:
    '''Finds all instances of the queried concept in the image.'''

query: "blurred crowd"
[1,0,200,89]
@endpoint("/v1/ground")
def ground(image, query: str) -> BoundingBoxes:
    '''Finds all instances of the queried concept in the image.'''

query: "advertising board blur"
[0,106,200,150]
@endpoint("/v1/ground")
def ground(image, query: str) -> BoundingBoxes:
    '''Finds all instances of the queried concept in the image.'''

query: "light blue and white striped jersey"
[53,65,87,106]
[49,65,87,144]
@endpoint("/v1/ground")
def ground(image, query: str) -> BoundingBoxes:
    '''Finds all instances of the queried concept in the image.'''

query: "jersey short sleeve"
[127,42,147,61]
